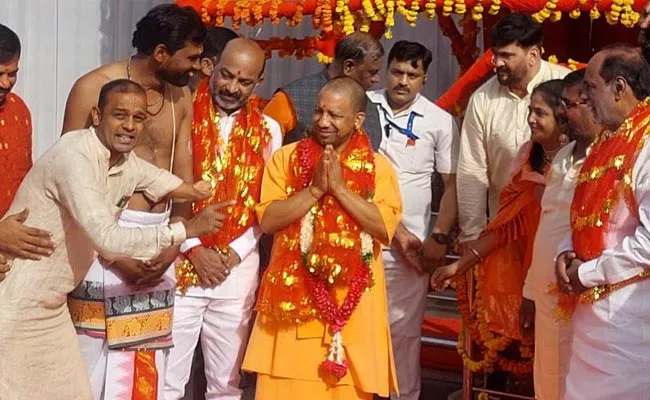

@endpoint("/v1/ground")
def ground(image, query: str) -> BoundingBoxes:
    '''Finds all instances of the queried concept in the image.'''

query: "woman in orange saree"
[431,79,567,376]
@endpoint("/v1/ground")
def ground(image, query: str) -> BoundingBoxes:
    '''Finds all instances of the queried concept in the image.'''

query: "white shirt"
[368,89,459,252]
[457,61,569,242]
[556,139,650,289]
[180,108,282,299]
[524,142,582,300]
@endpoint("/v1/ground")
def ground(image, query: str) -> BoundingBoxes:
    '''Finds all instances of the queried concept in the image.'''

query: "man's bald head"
[220,37,266,77]
[332,32,384,90]
[584,44,650,129]
[211,38,266,113]
[312,77,367,150]
[320,77,368,113]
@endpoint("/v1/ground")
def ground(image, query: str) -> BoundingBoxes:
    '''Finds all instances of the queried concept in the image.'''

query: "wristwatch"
[431,232,449,245]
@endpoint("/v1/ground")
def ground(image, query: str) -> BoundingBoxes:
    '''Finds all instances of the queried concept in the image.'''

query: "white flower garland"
[299,205,374,262]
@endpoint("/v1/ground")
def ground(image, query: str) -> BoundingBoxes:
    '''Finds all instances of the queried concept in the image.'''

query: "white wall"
[2,0,461,158]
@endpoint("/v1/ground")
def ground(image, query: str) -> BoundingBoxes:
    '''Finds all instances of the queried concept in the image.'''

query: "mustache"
[218,90,241,101]
[497,66,510,74]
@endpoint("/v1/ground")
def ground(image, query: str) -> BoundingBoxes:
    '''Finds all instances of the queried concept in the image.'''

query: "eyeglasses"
[560,98,588,110]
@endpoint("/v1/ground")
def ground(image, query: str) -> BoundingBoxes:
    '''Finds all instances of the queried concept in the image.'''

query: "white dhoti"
[71,209,175,400]
[564,279,650,400]
[384,251,429,400]
[529,289,572,400]
[164,250,260,400]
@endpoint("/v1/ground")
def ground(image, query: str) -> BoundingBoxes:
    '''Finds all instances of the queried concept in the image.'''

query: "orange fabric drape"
[471,149,547,340]
[0,93,32,216]
[132,351,158,400]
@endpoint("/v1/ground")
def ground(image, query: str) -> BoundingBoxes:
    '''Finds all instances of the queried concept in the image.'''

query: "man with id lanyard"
[367,40,459,400]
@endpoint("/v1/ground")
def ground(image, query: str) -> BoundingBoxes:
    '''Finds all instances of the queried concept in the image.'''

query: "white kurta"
[164,110,282,400]
[457,61,569,242]
[0,128,184,400]
[562,139,650,400]
[368,89,459,400]
[523,142,581,400]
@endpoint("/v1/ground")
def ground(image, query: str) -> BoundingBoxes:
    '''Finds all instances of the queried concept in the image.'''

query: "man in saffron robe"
[556,45,650,399]
[164,38,282,400]
[242,77,402,400]
[0,23,56,278]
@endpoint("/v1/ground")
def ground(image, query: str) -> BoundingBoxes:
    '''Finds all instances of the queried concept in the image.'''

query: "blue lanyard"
[381,107,420,141]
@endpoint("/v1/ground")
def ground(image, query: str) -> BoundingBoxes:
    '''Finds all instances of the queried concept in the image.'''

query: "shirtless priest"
[60,4,207,398]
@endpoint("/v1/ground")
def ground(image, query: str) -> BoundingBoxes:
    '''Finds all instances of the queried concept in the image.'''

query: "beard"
[159,68,192,87]
[496,65,524,87]
[497,67,521,86]
[212,89,244,113]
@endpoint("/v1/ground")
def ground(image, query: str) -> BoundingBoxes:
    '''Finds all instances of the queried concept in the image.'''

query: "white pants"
[78,334,169,400]
[384,254,429,400]
[164,292,256,400]
[564,279,650,400]
[530,290,572,400]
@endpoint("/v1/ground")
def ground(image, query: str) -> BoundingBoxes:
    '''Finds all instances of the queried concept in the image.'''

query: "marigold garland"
[269,0,280,24]
[454,222,535,375]
[185,0,649,65]
[384,0,396,38]
[255,131,378,381]
[189,0,650,33]
[471,2,484,21]
[176,80,271,293]
[552,98,650,319]
[424,0,437,19]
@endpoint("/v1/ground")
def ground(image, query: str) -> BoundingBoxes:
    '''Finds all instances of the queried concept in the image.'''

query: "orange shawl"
[459,142,548,341]
[176,78,271,292]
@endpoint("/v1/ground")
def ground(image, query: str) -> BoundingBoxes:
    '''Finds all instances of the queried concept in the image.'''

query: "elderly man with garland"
[556,45,650,400]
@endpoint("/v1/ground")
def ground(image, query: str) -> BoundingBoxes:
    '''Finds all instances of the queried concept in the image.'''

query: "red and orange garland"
[176,78,271,293]
[554,97,650,320]
[256,131,376,381]
[456,264,533,376]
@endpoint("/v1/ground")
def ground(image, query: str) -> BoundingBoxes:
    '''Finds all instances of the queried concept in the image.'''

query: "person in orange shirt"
[242,77,402,400]
[264,32,384,149]
[0,23,55,281]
